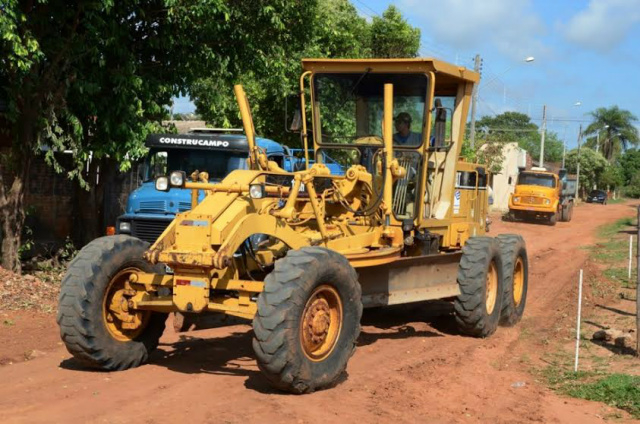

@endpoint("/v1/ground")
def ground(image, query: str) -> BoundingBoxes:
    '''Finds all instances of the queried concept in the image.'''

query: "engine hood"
[513,185,555,198]
[125,181,205,215]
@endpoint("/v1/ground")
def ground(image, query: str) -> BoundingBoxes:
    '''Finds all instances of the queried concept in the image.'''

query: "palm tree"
[584,106,639,162]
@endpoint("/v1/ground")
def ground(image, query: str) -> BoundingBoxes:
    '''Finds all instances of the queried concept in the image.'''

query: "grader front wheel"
[252,247,362,394]
[57,236,167,370]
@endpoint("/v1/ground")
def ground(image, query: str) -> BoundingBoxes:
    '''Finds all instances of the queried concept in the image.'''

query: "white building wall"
[491,143,527,212]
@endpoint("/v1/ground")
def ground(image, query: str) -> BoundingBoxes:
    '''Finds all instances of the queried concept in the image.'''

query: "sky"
[176,0,640,150]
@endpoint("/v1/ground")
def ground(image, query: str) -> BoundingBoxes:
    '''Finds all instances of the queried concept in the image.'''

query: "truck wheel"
[252,247,362,394]
[560,203,573,222]
[497,235,528,326]
[57,235,167,370]
[454,237,504,337]
[548,212,558,226]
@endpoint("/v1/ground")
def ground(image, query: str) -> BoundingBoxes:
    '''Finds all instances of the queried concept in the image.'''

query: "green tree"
[618,148,640,185]
[599,165,625,190]
[370,5,420,58]
[0,0,315,272]
[584,106,639,162]
[623,171,640,198]
[191,0,422,147]
[565,148,608,197]
[472,112,563,172]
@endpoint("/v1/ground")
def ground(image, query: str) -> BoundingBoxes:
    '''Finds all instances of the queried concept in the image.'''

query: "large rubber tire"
[548,211,558,226]
[454,237,504,338]
[497,235,528,326]
[252,247,362,394]
[57,235,167,370]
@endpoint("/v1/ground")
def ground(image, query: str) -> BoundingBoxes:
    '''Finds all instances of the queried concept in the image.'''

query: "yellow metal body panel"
[130,57,492,319]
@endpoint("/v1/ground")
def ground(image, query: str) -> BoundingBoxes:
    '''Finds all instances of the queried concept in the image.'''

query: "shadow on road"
[595,303,636,317]
[58,299,463,393]
[590,339,638,357]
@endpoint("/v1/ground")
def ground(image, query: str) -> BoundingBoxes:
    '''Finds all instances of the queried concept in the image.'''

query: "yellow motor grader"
[57,58,529,393]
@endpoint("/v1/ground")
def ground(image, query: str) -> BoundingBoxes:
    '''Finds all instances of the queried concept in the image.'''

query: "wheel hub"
[103,268,149,341]
[300,285,343,362]
[306,300,331,344]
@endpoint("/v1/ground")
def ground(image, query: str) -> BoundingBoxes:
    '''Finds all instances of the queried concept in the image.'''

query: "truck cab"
[116,130,289,243]
[508,167,575,225]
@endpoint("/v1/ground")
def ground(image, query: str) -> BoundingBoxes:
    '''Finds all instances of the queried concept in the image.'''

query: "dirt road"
[1,202,638,423]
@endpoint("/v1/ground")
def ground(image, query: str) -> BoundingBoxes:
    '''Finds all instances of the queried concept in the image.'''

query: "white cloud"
[563,0,640,51]
[400,0,547,59]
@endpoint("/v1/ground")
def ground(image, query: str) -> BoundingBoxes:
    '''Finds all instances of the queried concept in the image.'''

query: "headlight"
[249,184,265,199]
[513,196,520,203]
[155,176,169,191]
[169,171,186,187]
[119,222,131,233]
[543,199,550,205]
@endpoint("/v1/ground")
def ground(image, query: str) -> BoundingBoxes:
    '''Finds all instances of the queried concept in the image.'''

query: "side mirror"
[289,109,302,132]
[285,94,302,133]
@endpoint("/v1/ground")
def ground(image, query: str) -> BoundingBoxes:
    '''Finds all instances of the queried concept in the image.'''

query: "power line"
[353,0,380,16]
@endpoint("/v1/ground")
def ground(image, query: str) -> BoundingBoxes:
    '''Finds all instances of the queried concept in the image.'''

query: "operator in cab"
[393,112,421,145]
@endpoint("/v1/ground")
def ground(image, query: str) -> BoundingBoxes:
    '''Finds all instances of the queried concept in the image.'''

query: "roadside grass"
[606,197,628,205]
[589,217,637,268]
[541,215,639,418]
[543,363,640,418]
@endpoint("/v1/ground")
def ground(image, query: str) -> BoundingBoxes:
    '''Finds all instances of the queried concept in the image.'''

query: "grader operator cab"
[58,59,529,394]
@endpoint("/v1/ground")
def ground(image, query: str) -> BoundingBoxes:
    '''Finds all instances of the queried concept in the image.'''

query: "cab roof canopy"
[302,58,480,95]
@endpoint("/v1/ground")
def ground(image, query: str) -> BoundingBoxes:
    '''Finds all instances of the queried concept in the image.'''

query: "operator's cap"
[395,112,412,124]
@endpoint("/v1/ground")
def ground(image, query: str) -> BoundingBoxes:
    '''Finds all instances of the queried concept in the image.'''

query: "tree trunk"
[0,109,33,274]
[0,164,28,273]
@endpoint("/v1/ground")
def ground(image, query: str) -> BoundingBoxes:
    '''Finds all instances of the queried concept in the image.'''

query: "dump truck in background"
[508,167,576,225]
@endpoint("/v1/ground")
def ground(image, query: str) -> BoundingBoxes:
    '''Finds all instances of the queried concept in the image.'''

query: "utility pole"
[469,54,482,150]
[539,105,547,168]
[576,125,582,200]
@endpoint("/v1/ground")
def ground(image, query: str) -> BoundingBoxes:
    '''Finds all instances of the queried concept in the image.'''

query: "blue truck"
[116,129,291,243]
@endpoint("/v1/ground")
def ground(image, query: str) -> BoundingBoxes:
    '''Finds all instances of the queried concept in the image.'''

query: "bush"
[623,171,640,198]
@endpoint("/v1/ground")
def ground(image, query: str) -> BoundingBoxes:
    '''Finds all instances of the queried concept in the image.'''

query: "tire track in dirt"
[0,202,638,423]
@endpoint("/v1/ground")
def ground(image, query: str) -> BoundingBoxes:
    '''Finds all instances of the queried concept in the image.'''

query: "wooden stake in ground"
[575,269,583,371]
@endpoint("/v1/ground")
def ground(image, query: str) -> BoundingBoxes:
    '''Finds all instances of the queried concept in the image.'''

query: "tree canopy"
[190,1,421,146]
[565,148,608,196]
[583,106,639,162]
[470,112,564,173]
[0,0,316,271]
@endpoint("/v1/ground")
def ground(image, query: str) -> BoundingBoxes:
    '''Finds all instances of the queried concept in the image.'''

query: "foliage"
[0,0,319,271]
[476,141,506,174]
[564,148,608,195]
[599,165,625,189]
[190,1,421,147]
[623,171,640,198]
[369,6,420,58]
[470,112,563,173]
[584,106,639,162]
[618,149,640,184]
[460,137,477,162]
